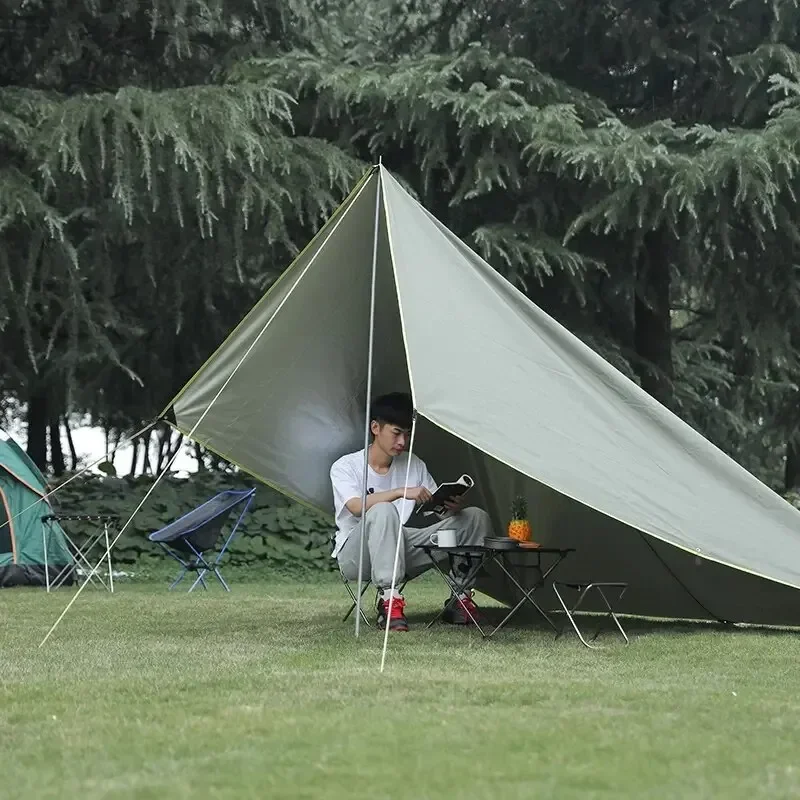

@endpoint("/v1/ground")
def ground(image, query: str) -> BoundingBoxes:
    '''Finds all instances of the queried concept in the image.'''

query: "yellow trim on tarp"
[380,166,417,406]
[419,409,800,595]
[163,419,335,522]
[160,165,377,420]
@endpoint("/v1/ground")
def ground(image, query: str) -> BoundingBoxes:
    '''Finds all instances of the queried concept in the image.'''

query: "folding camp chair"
[333,537,408,626]
[148,488,255,592]
[339,569,410,626]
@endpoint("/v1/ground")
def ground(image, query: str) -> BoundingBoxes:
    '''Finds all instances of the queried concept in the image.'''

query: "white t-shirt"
[330,449,437,557]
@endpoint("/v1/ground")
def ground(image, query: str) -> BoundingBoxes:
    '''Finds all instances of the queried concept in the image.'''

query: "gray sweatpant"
[337,502,493,592]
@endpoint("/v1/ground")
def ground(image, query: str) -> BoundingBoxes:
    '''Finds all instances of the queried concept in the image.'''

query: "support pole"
[104,521,114,594]
[380,411,417,672]
[356,165,382,638]
[39,170,373,648]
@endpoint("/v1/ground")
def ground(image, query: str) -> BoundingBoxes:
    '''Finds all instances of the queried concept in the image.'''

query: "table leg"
[104,523,115,593]
[487,552,569,636]
[423,551,490,636]
[552,583,629,648]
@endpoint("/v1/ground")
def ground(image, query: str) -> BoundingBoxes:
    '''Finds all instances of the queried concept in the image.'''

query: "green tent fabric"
[0,431,73,587]
[164,165,800,626]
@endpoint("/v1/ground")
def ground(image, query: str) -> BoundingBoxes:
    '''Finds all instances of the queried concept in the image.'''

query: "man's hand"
[404,486,433,504]
[443,493,466,514]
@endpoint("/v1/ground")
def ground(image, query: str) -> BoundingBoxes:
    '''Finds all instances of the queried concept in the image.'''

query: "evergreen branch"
[0,167,65,236]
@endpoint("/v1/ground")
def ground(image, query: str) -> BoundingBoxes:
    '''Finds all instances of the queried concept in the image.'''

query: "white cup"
[430,529,457,548]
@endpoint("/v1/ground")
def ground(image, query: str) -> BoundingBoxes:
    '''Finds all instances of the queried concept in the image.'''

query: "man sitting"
[330,392,493,631]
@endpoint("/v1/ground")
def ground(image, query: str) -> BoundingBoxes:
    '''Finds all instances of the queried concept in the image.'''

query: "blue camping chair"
[148,488,255,592]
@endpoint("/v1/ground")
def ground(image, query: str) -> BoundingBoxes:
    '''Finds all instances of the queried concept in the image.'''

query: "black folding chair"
[148,488,255,592]
[333,536,408,625]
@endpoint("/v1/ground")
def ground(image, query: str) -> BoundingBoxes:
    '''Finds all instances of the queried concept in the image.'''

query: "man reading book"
[330,392,493,632]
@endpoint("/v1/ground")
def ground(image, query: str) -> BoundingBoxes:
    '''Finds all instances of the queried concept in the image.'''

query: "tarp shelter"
[0,430,72,587]
[164,165,800,626]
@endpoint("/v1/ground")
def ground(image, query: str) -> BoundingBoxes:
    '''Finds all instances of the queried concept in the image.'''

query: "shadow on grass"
[401,604,800,643]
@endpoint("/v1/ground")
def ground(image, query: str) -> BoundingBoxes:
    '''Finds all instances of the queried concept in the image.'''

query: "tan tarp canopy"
[166,165,800,626]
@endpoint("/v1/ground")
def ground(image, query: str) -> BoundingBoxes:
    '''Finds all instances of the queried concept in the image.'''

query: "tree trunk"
[64,416,79,471]
[49,416,65,476]
[634,230,674,409]
[785,438,800,493]
[107,428,119,465]
[194,442,206,472]
[26,390,49,472]
[166,433,184,468]
[129,439,139,477]
[141,431,152,475]
[156,428,168,472]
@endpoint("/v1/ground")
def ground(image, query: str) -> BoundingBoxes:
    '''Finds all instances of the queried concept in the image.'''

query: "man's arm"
[344,488,403,517]
[344,485,432,517]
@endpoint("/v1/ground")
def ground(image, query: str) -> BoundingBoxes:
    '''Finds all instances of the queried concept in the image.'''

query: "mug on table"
[429,529,457,548]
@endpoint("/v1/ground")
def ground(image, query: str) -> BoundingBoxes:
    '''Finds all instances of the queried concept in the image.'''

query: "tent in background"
[163,165,800,626]
[0,430,72,587]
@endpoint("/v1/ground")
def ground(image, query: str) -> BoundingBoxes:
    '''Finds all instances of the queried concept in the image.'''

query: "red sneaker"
[377,594,409,632]
[443,592,481,625]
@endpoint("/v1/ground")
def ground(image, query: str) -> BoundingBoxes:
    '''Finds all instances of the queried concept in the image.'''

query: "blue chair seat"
[148,488,255,592]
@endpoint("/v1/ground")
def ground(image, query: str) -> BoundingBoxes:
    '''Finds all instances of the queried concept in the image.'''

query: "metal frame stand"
[419,545,490,635]
[161,539,232,592]
[487,548,574,637]
[552,582,630,648]
[42,514,118,592]
[340,569,374,626]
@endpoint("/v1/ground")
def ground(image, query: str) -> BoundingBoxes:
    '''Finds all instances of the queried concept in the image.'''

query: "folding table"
[416,544,494,636]
[552,581,630,648]
[485,545,575,636]
[414,543,574,637]
[41,513,118,592]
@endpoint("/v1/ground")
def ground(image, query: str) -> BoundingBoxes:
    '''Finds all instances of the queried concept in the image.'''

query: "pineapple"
[507,495,533,542]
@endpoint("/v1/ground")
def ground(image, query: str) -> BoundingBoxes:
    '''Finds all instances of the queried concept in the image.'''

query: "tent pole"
[380,411,417,673]
[355,164,382,638]
[40,170,375,648]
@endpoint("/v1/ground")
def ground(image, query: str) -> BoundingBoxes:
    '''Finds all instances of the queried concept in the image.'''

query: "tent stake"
[355,164,383,638]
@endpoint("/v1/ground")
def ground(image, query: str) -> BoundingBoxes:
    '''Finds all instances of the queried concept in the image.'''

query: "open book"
[416,474,475,518]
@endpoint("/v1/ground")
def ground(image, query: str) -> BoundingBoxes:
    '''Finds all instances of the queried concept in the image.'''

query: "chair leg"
[168,568,188,591]
[342,576,372,625]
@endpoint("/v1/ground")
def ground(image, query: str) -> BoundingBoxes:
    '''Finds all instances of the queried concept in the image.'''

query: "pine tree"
[239,0,800,486]
[0,0,363,470]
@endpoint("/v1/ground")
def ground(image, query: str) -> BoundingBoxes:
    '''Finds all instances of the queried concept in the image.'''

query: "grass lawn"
[3,573,800,799]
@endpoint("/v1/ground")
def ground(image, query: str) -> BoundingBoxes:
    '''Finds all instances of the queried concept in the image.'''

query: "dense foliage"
[54,470,335,574]
[3,0,800,493]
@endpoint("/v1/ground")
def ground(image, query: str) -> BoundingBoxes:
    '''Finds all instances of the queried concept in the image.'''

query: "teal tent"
[0,431,72,587]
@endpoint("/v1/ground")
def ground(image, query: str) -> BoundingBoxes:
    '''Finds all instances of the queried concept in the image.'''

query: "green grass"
[3,574,800,799]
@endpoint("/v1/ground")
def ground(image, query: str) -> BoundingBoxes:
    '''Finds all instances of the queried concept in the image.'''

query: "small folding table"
[415,543,574,637]
[486,544,575,636]
[552,582,630,648]
[42,514,118,592]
